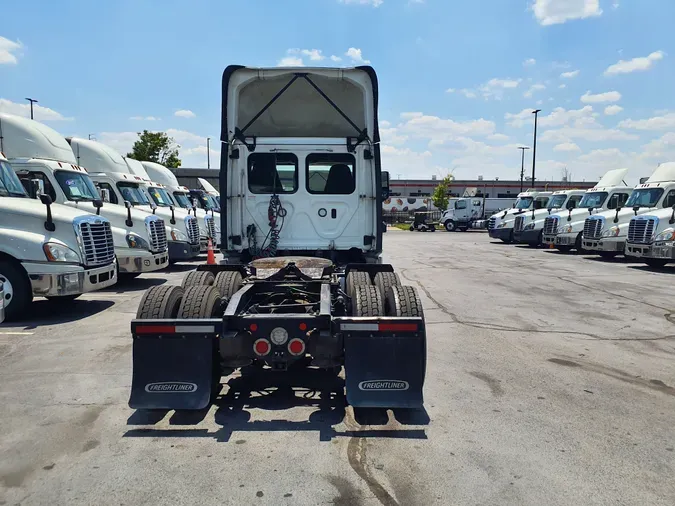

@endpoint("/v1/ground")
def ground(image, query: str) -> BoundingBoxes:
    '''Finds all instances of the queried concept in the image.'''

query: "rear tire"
[346,271,370,300]
[574,233,585,253]
[178,285,222,318]
[444,221,456,232]
[384,285,424,317]
[645,258,668,268]
[374,272,400,299]
[409,225,414,231]
[214,271,243,300]
[136,285,184,319]
[0,259,33,322]
[352,285,384,316]
[181,270,215,289]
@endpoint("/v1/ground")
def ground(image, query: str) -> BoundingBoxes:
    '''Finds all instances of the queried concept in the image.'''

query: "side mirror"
[588,206,594,215]
[93,199,103,215]
[567,208,572,221]
[150,202,157,214]
[39,194,56,232]
[30,179,45,199]
[124,200,133,227]
[100,188,111,203]
[169,204,176,224]
[381,171,390,201]
[614,207,621,223]
[633,205,640,216]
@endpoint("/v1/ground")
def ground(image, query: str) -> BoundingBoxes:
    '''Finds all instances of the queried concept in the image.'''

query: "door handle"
[331,209,337,219]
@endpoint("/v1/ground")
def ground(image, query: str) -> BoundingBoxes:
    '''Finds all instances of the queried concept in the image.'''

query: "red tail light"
[288,338,305,356]
[254,339,270,356]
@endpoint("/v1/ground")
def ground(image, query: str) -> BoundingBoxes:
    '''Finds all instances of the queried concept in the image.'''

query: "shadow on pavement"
[628,264,675,274]
[6,299,115,329]
[124,366,428,442]
[100,276,167,293]
[165,263,201,273]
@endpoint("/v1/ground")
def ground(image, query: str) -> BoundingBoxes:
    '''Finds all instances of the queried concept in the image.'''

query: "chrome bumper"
[29,262,117,297]
[542,234,557,245]
[625,243,652,258]
[118,251,169,273]
[583,238,625,252]
[554,233,576,246]
[627,241,675,259]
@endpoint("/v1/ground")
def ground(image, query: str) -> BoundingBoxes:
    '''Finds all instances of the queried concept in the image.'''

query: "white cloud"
[523,58,537,66]
[604,105,623,116]
[130,115,159,121]
[0,36,21,64]
[505,106,594,128]
[446,88,455,93]
[396,112,496,145]
[339,0,383,6]
[180,145,221,168]
[532,0,602,26]
[277,55,304,67]
[330,55,342,62]
[524,83,546,98]
[345,47,371,64]
[301,49,325,61]
[98,131,139,155]
[580,90,621,103]
[174,109,196,118]
[560,70,580,78]
[618,112,675,131]
[165,128,207,146]
[641,133,675,161]
[0,98,72,121]
[540,126,637,143]
[485,78,521,89]
[380,145,437,178]
[559,84,567,89]
[553,142,581,152]
[613,1,619,8]
[604,50,665,76]
[459,89,477,99]
[487,133,510,141]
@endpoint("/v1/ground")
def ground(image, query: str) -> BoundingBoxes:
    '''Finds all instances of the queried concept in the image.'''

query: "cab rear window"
[248,153,298,194]
[306,153,356,195]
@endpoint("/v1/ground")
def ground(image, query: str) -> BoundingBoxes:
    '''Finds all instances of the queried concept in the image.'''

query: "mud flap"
[340,318,425,409]
[129,320,219,410]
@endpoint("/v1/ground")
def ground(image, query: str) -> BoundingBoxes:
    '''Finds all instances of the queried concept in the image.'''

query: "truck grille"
[186,216,200,245]
[205,215,216,239]
[146,217,168,253]
[487,217,496,230]
[543,216,558,236]
[583,217,604,240]
[77,218,115,267]
[627,217,656,244]
[514,216,525,233]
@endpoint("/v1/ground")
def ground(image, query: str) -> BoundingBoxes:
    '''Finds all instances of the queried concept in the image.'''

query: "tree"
[127,130,181,168]
[432,175,452,211]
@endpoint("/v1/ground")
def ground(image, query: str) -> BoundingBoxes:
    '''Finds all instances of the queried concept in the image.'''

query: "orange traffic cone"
[206,238,216,265]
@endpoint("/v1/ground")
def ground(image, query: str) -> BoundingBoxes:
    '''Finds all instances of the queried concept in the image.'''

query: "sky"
[1,0,674,185]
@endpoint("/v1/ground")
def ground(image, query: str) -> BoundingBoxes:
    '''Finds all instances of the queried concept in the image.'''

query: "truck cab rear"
[129,66,426,412]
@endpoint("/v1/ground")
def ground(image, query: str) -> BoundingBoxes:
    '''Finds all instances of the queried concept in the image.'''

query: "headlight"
[601,226,620,238]
[171,229,188,241]
[126,233,150,249]
[498,221,508,228]
[43,242,81,263]
[654,228,675,242]
[559,225,573,234]
[524,223,535,230]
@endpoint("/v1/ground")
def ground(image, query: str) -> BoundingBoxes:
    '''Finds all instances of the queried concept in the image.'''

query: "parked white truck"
[588,163,675,263]
[0,152,117,320]
[513,189,587,246]
[542,169,631,252]
[67,137,201,263]
[0,113,169,277]
[140,161,220,247]
[487,190,552,243]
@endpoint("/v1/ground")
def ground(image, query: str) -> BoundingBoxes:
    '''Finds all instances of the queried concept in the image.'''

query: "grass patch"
[391,223,412,231]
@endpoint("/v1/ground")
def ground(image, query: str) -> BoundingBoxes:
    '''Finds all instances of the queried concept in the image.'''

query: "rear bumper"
[118,250,169,273]
[583,237,625,252]
[168,241,200,261]
[26,262,117,297]
[516,228,541,244]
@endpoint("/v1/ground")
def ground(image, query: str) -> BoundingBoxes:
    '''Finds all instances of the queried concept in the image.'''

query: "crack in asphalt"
[400,268,675,343]
[555,276,671,312]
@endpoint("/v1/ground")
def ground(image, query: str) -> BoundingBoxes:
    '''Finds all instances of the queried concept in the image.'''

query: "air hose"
[248,193,286,259]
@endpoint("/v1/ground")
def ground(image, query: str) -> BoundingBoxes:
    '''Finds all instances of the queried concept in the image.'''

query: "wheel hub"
[0,273,14,307]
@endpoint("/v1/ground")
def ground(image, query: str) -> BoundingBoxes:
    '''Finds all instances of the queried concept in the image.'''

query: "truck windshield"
[204,194,219,211]
[624,188,664,208]
[55,171,101,201]
[547,195,567,209]
[172,192,192,208]
[0,161,27,197]
[147,187,174,207]
[117,182,150,205]
[579,192,608,208]
[515,197,533,209]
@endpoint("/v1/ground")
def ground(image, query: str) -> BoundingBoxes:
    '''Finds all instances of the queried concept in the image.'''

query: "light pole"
[25,98,38,119]
[531,109,541,185]
[517,146,530,192]
[206,137,211,169]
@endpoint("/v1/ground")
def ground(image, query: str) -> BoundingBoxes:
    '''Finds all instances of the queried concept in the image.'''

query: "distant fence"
[383,210,443,224]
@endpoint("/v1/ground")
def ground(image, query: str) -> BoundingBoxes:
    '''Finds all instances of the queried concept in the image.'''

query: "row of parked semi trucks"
[481,165,675,267]
[0,112,221,322]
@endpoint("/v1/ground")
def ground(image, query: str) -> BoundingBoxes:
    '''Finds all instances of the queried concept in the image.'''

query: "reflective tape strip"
[379,323,418,332]
[135,325,216,334]
[136,325,175,334]
[175,325,216,334]
[341,323,379,331]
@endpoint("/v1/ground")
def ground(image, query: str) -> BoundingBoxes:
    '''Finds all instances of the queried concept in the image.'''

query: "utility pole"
[531,109,541,186]
[25,98,38,119]
[517,146,530,192]
[206,137,210,169]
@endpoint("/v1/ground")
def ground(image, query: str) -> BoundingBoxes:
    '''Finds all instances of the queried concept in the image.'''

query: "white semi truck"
[513,189,587,246]
[585,163,675,261]
[67,137,201,263]
[140,160,220,248]
[0,152,117,320]
[0,113,169,277]
[487,190,552,243]
[542,169,631,252]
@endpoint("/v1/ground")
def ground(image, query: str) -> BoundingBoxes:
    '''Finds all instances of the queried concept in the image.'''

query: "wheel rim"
[0,273,14,308]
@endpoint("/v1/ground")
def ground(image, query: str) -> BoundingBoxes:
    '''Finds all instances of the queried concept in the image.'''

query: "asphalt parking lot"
[1,230,674,506]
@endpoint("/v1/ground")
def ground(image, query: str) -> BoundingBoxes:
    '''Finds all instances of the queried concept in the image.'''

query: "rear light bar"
[340,323,418,332]
[135,324,216,334]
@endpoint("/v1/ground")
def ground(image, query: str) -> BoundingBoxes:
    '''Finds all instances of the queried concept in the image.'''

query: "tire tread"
[136,285,184,319]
